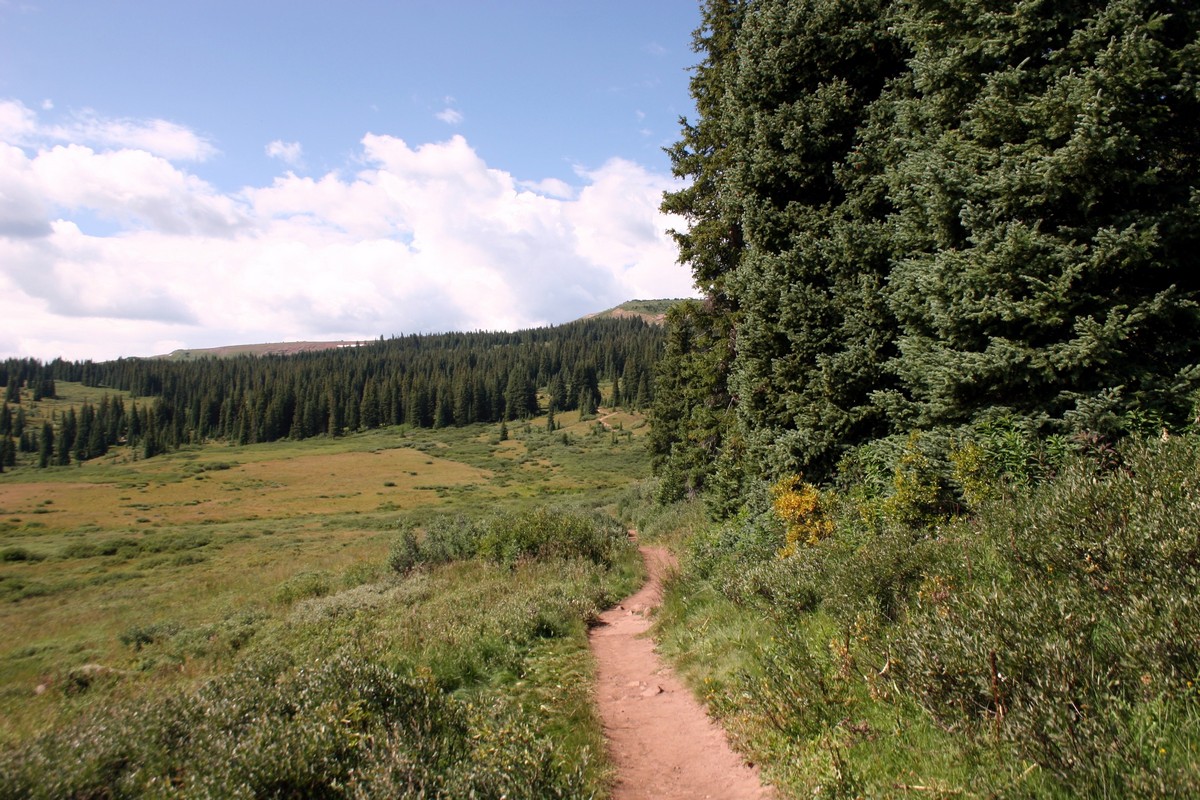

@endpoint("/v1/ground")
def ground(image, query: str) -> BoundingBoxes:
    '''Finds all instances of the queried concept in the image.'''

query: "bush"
[477,507,628,568]
[893,436,1200,793]
[118,621,181,651]
[272,570,333,605]
[1,546,44,562]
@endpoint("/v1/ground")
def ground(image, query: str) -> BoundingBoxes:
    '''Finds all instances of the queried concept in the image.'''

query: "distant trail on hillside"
[589,541,774,800]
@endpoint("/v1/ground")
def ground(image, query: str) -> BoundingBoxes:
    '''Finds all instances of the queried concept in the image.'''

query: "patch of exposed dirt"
[590,542,774,800]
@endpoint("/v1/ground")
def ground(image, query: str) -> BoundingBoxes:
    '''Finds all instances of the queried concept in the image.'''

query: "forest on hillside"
[0,317,663,468]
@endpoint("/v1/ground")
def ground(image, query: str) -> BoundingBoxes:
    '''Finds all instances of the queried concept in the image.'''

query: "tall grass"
[0,507,641,798]
[649,435,1200,797]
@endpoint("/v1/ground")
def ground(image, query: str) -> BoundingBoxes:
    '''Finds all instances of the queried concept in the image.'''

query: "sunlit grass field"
[0,381,651,797]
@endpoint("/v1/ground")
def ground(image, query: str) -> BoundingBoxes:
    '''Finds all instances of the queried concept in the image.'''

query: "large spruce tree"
[656,0,1200,498]
[883,0,1200,433]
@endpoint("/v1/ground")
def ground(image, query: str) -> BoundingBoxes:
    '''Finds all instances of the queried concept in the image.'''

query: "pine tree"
[38,421,53,468]
[650,300,739,504]
[660,0,748,303]
[883,0,1200,434]
[56,409,75,466]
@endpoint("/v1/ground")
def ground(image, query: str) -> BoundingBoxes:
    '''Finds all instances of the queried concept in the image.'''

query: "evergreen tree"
[360,379,381,430]
[660,0,748,303]
[56,409,75,466]
[650,300,739,504]
[39,421,53,468]
[882,0,1200,434]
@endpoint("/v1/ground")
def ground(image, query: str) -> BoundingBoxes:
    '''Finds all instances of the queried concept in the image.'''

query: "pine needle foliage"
[655,0,1200,494]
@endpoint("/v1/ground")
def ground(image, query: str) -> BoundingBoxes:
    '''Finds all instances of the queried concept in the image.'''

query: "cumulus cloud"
[1,98,217,161]
[0,100,697,362]
[47,110,217,161]
[266,139,303,166]
[435,107,463,125]
[0,99,37,142]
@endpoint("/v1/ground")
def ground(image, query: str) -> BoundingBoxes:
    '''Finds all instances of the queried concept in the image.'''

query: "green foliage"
[389,508,631,574]
[0,653,590,799]
[1,546,44,563]
[272,570,334,605]
[649,434,1200,797]
[656,0,1200,495]
[477,507,629,568]
[649,300,738,505]
[894,436,1200,793]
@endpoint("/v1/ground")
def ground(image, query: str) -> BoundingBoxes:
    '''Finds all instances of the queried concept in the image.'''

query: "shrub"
[271,570,333,605]
[118,621,181,651]
[893,436,1200,793]
[477,507,628,567]
[772,475,833,557]
[387,526,421,574]
[1,546,44,562]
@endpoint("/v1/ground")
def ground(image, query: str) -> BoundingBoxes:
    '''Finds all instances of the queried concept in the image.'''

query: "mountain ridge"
[154,299,686,360]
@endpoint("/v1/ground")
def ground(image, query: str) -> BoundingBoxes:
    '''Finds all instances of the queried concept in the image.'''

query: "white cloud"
[47,110,217,161]
[0,98,216,161]
[0,99,37,142]
[435,107,463,125]
[0,106,697,361]
[266,139,303,166]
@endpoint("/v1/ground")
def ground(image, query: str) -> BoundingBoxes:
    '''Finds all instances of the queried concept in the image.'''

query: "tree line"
[652,0,1200,508]
[0,317,663,468]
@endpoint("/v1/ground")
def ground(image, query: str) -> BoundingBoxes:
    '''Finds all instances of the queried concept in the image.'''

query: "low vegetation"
[629,432,1200,798]
[0,399,649,797]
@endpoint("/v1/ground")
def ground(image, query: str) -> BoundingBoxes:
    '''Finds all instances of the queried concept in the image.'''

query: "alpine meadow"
[3,1,1200,798]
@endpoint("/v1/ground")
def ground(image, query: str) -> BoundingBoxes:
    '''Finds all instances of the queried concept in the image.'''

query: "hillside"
[156,341,369,361]
[583,299,687,326]
[148,299,685,363]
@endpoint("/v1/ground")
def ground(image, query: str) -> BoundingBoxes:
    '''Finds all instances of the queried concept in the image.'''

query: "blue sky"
[0,1,702,360]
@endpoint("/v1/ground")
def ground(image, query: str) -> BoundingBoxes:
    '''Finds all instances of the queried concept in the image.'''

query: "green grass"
[0,410,651,797]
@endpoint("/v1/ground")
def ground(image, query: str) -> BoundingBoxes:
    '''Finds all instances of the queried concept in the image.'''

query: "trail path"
[589,541,774,800]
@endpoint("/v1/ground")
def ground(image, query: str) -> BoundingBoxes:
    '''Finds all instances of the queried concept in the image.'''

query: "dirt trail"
[589,542,774,800]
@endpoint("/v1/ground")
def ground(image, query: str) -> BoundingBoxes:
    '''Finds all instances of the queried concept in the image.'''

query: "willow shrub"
[392,507,630,574]
[670,434,1200,795]
[893,436,1200,794]
[0,652,590,800]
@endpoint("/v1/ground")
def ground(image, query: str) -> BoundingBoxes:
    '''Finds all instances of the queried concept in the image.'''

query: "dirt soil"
[589,543,774,800]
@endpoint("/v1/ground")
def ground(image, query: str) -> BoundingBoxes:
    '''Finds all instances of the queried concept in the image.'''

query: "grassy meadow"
[0,382,651,796]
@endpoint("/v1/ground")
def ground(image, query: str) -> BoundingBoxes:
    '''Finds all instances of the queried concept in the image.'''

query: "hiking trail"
[589,539,774,800]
